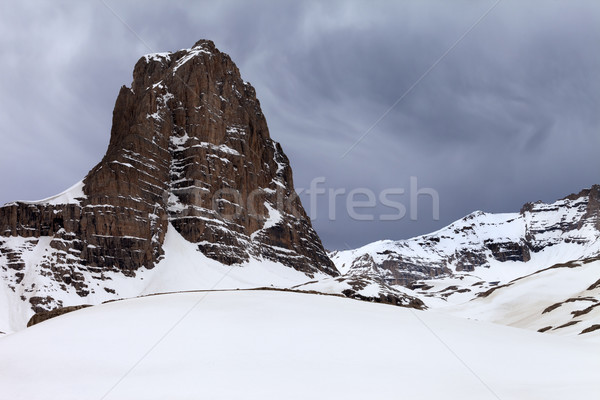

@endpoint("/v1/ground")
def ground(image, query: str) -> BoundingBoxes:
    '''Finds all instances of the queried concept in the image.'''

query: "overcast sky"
[1,1,599,249]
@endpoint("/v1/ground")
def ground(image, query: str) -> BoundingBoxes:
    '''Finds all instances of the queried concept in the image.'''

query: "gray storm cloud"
[1,0,598,249]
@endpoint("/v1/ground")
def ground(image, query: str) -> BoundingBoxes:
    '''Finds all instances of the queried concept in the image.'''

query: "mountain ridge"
[331,184,600,337]
[332,185,599,283]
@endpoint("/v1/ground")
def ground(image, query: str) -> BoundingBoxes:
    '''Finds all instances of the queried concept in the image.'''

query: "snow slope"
[0,290,598,400]
[0,224,329,334]
[445,258,600,337]
[4,180,86,206]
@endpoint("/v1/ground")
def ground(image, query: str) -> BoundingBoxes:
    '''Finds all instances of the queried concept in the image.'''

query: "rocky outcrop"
[341,252,449,287]
[0,40,337,317]
[292,274,426,309]
[27,304,92,327]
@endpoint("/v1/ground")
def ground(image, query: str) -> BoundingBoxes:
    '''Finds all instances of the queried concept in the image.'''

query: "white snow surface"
[261,203,282,231]
[7,180,86,206]
[251,203,282,240]
[191,141,240,156]
[172,44,212,74]
[0,290,598,400]
[143,52,171,63]
[444,259,600,337]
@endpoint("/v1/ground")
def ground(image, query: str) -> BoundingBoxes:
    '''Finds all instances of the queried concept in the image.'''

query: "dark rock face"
[450,250,489,272]
[0,40,337,304]
[485,241,531,263]
[345,253,449,286]
[27,304,92,327]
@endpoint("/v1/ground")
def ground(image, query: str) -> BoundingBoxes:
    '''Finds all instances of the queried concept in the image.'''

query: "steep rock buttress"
[0,40,337,314]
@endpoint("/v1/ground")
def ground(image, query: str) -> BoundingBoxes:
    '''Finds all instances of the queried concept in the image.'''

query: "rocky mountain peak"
[0,40,337,320]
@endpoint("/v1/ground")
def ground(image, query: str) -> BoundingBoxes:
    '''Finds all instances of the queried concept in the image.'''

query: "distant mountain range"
[330,185,600,338]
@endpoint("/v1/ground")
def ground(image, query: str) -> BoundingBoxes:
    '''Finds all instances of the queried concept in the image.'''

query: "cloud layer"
[1,1,599,249]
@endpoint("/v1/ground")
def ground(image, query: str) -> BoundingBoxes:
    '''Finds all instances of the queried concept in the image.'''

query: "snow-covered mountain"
[331,185,600,338]
[0,40,419,335]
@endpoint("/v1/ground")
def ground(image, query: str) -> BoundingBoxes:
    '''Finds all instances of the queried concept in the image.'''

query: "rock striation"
[0,40,337,316]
